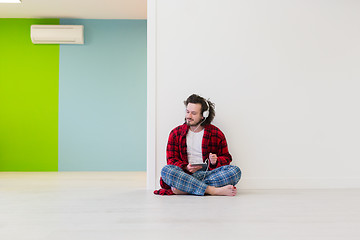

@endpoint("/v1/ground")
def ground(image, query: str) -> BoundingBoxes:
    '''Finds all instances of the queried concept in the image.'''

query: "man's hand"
[186,164,203,173]
[209,153,218,165]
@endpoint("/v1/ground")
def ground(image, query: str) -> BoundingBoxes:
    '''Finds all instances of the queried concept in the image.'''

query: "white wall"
[148,0,360,189]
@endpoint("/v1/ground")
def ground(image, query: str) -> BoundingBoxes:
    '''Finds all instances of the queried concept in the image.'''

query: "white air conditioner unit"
[31,25,84,44]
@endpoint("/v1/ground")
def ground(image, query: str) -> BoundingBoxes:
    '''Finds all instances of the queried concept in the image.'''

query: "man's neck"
[190,124,204,133]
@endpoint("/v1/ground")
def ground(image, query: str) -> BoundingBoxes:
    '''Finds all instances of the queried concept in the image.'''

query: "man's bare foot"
[171,187,189,195]
[205,185,237,196]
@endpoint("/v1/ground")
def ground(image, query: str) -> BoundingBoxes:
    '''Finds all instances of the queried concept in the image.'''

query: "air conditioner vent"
[31,25,84,44]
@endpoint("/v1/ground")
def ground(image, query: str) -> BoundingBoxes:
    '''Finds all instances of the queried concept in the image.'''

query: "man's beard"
[185,118,202,127]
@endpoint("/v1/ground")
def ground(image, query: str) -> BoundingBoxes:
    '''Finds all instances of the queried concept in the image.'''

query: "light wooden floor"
[1,172,360,240]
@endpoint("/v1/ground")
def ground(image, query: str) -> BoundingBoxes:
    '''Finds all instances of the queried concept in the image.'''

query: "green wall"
[0,19,59,171]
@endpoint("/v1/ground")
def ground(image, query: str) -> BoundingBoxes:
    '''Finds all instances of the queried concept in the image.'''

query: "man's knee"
[232,165,242,183]
[223,165,242,184]
[161,165,181,178]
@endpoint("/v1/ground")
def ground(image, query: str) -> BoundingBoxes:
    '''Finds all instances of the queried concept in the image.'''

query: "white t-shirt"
[186,129,204,164]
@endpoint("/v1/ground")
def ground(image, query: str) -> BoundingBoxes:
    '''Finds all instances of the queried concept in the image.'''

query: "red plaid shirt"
[166,123,232,172]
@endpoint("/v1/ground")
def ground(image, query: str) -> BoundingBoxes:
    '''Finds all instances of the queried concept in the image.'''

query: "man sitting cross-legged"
[155,94,241,196]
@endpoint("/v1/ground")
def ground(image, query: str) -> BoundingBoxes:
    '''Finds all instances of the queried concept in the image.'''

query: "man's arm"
[166,128,188,170]
[209,130,232,169]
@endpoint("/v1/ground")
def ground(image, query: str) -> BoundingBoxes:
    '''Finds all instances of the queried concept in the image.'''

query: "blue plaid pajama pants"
[161,165,241,196]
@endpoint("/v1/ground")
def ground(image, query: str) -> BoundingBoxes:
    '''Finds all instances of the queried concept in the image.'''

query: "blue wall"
[59,19,147,171]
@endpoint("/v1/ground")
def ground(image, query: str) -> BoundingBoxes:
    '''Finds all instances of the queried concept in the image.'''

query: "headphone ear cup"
[203,99,210,119]
[203,110,209,118]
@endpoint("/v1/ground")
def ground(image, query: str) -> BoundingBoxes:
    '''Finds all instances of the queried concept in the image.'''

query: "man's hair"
[184,94,215,126]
